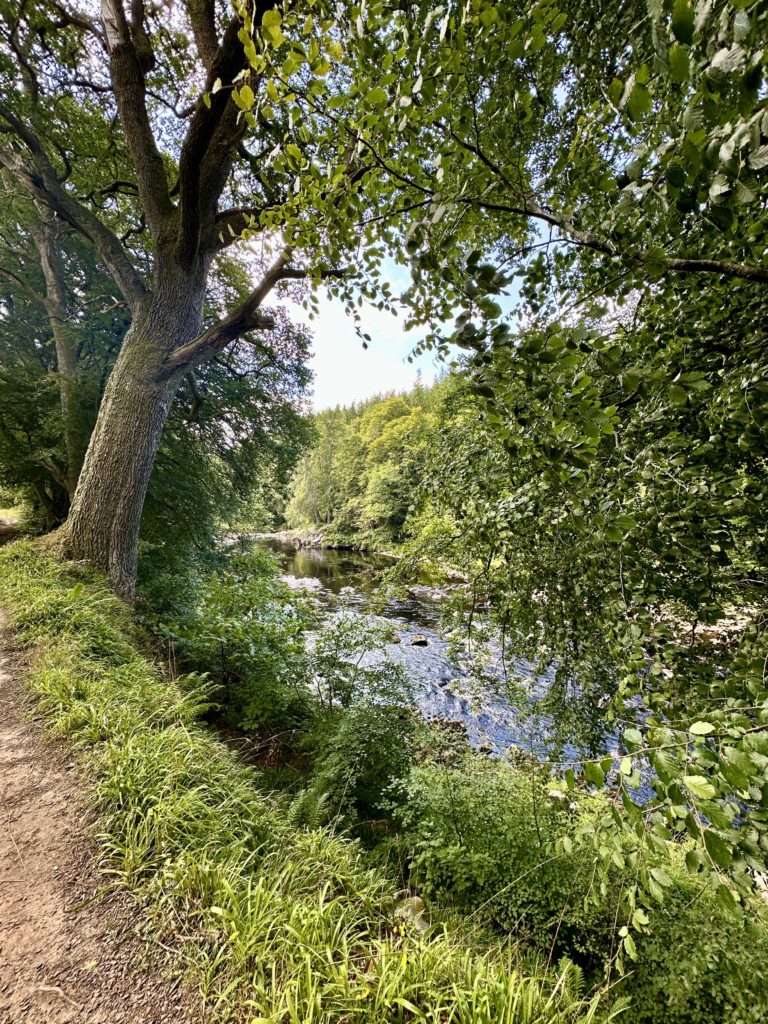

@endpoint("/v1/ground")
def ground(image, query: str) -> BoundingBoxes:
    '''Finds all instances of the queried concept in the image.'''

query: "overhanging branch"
[157,250,343,379]
[0,102,148,310]
[449,130,768,287]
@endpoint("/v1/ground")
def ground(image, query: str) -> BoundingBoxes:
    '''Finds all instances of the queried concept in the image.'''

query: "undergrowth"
[0,541,623,1024]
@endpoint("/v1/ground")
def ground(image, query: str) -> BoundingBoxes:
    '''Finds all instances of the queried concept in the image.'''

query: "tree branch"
[448,131,768,287]
[0,265,48,308]
[100,0,173,238]
[0,103,148,310]
[184,0,218,71]
[176,12,249,267]
[157,249,343,378]
[206,205,265,250]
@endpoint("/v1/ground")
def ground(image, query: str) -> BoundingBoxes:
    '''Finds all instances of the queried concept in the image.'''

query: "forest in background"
[1,0,767,1020]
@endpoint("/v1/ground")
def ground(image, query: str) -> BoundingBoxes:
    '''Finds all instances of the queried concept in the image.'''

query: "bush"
[394,757,627,971]
[625,876,768,1024]
[300,612,418,823]
[160,549,314,734]
[307,703,418,823]
[395,755,768,1022]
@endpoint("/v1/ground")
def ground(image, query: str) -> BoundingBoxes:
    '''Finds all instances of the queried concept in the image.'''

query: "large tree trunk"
[62,330,177,598]
[62,266,205,599]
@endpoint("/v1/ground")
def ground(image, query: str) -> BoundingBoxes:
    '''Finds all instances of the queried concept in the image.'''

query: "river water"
[257,538,585,758]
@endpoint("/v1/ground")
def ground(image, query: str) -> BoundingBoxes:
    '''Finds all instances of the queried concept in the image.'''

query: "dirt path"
[0,517,20,546]
[0,614,200,1024]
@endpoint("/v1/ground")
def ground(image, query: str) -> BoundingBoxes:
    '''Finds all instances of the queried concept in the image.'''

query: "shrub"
[395,755,768,1022]
[394,757,627,971]
[301,612,418,823]
[160,548,314,733]
[624,876,768,1024]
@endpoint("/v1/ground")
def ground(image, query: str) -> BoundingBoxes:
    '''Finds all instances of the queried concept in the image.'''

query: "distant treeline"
[284,376,452,546]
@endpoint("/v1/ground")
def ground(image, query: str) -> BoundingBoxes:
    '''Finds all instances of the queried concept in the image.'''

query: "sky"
[292,290,450,411]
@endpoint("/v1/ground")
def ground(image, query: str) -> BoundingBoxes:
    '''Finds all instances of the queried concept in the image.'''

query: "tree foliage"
[285,382,442,544]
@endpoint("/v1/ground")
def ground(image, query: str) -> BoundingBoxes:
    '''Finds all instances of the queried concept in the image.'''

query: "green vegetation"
[3,541,767,1022]
[395,757,768,1023]
[0,541,623,1024]
[1,0,767,1019]
[284,383,444,547]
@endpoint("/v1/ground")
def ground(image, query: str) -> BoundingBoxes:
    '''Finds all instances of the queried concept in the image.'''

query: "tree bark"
[61,334,173,598]
[30,218,88,496]
[61,265,206,598]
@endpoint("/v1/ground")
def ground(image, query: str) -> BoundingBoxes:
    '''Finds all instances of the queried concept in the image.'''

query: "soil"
[0,613,201,1024]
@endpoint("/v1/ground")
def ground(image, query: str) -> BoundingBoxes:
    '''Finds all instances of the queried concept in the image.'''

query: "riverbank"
[249,527,395,555]
[250,528,468,585]
[0,539,605,1024]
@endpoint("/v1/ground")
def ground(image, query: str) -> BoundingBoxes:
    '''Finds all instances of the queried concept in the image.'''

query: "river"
[257,537,592,759]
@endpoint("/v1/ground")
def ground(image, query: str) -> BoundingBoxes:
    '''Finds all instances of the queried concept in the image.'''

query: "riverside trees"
[269,0,767,928]
[3,0,764,595]
[1,0,766,926]
[0,0,360,596]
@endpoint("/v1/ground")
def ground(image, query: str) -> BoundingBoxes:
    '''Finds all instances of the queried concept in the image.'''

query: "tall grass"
[0,542,624,1023]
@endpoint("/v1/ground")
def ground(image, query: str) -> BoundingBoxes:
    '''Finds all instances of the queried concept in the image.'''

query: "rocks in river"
[389,633,402,644]
[409,634,429,646]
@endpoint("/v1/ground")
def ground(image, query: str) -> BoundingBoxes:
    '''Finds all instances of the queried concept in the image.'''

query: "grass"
[0,541,625,1024]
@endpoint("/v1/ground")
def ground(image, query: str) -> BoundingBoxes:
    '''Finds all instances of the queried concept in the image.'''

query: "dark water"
[257,538,596,759]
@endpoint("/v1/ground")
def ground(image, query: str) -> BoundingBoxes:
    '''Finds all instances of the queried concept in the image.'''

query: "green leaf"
[585,761,605,786]
[689,721,715,736]
[626,85,652,121]
[632,907,649,928]
[704,830,733,868]
[682,774,716,800]
[365,87,389,107]
[671,0,695,45]
[624,728,642,749]
[668,44,690,81]
[235,84,255,110]
[650,867,673,888]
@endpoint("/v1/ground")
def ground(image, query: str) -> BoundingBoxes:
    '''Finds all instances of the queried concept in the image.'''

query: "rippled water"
[257,539,586,757]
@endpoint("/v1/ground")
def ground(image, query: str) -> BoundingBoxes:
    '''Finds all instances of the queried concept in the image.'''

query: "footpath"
[0,612,199,1024]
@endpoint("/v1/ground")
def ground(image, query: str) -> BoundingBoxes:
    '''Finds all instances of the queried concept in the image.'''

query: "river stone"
[394,896,430,934]
[410,634,429,646]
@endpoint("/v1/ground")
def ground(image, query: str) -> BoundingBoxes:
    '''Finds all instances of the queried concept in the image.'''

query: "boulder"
[409,634,429,646]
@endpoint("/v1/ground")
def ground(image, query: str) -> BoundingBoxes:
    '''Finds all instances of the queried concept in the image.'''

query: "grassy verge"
[0,541,621,1024]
